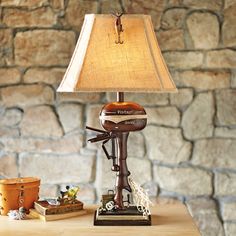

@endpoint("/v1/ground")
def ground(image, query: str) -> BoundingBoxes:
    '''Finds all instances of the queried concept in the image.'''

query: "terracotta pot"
[0,177,40,216]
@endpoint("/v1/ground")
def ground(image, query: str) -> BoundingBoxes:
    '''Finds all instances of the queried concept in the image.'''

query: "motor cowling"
[99,102,147,132]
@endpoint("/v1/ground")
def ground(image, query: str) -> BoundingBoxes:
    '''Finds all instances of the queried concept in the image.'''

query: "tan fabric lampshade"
[57,14,177,93]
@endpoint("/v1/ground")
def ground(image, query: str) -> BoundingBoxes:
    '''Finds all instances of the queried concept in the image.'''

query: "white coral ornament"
[129,178,153,216]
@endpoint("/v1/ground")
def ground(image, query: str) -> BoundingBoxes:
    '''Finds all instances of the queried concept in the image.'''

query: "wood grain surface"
[0,202,200,236]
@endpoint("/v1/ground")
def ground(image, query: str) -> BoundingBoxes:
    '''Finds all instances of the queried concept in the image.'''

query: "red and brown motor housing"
[99,102,147,132]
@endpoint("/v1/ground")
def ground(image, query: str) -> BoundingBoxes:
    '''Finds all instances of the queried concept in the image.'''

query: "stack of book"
[29,200,86,221]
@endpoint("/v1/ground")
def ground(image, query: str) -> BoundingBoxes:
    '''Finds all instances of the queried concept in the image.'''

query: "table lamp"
[57,13,177,226]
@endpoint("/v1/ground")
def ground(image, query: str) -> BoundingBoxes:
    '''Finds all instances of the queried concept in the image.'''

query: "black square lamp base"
[94,206,151,226]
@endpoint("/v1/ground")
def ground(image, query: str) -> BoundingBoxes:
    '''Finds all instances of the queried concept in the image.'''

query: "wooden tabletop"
[0,202,200,236]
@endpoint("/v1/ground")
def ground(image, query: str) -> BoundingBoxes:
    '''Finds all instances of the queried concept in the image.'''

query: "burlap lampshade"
[57,14,177,93]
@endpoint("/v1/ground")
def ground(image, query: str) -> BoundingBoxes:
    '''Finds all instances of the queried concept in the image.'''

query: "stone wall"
[0,0,235,235]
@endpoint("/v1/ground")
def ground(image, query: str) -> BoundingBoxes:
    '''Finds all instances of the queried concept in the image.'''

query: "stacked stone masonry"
[0,0,235,235]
